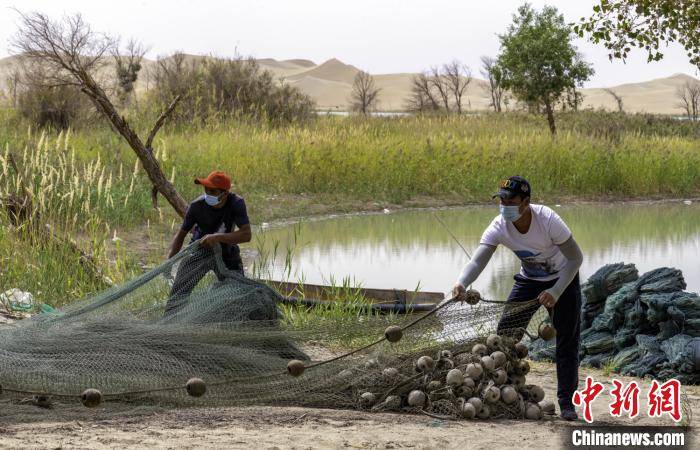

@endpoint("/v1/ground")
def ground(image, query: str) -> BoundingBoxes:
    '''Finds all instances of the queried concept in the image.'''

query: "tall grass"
[145,112,700,207]
[2,111,699,229]
[0,211,141,308]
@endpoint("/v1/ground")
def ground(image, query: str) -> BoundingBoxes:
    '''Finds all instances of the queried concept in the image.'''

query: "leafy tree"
[497,3,594,135]
[577,1,700,68]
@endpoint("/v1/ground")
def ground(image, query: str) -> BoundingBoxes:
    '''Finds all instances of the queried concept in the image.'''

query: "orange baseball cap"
[194,171,231,190]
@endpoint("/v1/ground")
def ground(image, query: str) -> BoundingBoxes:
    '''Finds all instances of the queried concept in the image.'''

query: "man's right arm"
[168,204,195,259]
[167,229,189,259]
[452,243,497,298]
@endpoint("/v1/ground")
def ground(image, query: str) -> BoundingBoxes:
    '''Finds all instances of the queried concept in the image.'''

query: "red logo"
[572,377,683,423]
[572,376,605,423]
[648,379,682,422]
[609,379,640,419]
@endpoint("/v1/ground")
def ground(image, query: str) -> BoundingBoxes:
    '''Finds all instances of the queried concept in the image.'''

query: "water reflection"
[260,203,700,299]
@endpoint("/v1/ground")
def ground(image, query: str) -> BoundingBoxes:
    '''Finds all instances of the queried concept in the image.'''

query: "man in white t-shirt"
[452,176,584,421]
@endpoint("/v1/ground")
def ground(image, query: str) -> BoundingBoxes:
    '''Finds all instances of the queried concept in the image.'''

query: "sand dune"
[1,54,697,114]
[581,73,697,114]
[288,58,361,85]
[255,58,316,78]
[282,59,316,68]
[288,75,353,109]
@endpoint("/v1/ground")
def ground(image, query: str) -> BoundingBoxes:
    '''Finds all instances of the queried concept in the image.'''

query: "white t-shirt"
[480,204,572,281]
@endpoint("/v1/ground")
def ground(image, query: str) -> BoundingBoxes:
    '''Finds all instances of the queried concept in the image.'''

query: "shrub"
[146,53,316,125]
[15,76,93,130]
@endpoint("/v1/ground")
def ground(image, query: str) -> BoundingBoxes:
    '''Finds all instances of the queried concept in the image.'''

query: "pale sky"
[0,0,696,87]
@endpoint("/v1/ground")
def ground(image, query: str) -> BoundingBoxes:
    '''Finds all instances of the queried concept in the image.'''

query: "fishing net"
[0,243,554,420]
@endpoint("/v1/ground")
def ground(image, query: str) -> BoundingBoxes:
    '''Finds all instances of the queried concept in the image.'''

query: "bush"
[16,82,92,130]
[146,53,316,125]
[1,59,95,130]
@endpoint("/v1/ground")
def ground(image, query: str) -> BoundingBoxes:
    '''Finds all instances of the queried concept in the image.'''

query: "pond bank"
[257,195,700,230]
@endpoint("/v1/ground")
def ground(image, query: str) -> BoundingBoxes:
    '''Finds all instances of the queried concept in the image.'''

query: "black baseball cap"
[492,176,531,200]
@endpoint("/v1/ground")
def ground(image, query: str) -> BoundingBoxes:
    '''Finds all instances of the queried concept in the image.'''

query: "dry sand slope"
[1,54,697,114]
[1,362,698,450]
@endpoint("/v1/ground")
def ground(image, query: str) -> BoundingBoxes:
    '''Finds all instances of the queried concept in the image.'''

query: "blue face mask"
[500,204,522,222]
[204,193,222,206]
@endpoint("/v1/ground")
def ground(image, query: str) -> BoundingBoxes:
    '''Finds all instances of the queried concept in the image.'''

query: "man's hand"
[452,283,466,301]
[538,291,557,308]
[199,234,220,248]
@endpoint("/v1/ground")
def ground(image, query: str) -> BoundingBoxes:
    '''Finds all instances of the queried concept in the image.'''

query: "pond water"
[258,202,700,300]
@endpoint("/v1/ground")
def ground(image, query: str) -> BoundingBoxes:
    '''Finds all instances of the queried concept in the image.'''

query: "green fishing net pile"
[531,263,700,384]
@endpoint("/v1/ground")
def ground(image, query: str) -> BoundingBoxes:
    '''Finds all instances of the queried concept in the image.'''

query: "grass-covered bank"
[2,110,700,226]
[1,110,699,306]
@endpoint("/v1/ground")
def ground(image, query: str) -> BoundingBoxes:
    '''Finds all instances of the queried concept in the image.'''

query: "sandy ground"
[1,362,698,449]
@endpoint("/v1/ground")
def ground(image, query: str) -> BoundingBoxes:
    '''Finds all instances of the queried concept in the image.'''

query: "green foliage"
[114,59,141,96]
[497,4,594,133]
[577,0,700,68]
[600,359,618,376]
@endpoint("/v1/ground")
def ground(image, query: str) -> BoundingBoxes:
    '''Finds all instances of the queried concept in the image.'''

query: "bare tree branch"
[406,72,440,113]
[480,56,505,113]
[429,66,451,112]
[146,94,182,149]
[11,11,187,216]
[443,60,471,114]
[563,86,583,112]
[676,80,700,120]
[349,70,380,115]
[10,55,93,129]
[604,88,624,112]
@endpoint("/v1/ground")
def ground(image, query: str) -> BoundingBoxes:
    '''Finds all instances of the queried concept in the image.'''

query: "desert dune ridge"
[1,54,697,114]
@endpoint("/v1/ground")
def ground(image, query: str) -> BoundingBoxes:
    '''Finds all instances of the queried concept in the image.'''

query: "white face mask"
[204,193,222,206]
[500,204,522,222]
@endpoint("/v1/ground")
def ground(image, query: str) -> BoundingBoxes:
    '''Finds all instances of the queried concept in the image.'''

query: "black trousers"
[164,246,244,316]
[497,273,582,408]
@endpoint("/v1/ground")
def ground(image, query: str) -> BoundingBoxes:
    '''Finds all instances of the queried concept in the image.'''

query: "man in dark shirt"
[164,170,252,315]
